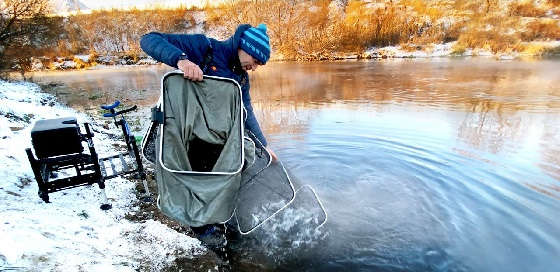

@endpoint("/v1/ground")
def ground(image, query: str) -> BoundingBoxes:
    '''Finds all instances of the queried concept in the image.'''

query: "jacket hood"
[221,24,252,73]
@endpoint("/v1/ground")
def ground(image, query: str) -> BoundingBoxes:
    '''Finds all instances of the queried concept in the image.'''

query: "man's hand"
[177,59,203,81]
[266,147,278,162]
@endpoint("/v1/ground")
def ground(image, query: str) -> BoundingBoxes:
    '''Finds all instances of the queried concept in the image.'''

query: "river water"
[32,58,560,271]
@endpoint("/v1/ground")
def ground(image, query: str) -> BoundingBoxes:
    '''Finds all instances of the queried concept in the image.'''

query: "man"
[140,23,276,246]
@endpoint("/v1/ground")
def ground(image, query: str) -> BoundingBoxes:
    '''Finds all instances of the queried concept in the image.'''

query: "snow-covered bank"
[363,41,560,60]
[31,55,159,71]
[27,40,560,74]
[282,41,560,61]
[0,80,205,271]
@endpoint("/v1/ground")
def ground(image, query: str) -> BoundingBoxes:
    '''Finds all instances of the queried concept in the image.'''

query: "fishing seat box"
[31,117,83,158]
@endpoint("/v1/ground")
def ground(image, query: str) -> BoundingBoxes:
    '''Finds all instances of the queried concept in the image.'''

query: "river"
[31,58,560,272]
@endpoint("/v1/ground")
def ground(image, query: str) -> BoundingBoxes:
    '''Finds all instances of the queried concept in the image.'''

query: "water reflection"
[31,66,172,109]
[29,59,560,271]
[457,99,525,154]
[249,59,560,198]
[538,114,560,195]
[251,59,560,111]
[31,59,560,200]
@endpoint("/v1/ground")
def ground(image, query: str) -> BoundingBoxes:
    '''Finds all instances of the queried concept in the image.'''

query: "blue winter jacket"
[140,24,268,146]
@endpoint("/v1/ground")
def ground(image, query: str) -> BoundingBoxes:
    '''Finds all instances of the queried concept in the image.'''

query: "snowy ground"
[0,80,205,271]
[364,40,560,59]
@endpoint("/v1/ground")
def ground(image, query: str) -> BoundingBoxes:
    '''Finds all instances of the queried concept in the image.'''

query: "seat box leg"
[98,181,112,210]
[130,139,151,202]
[26,148,50,203]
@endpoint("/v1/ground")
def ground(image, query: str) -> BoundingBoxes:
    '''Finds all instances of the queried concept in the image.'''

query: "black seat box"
[31,117,83,158]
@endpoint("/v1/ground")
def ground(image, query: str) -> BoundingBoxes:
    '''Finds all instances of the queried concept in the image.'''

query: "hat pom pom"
[257,23,267,32]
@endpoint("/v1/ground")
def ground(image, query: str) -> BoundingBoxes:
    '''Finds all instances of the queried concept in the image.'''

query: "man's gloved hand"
[178,59,203,81]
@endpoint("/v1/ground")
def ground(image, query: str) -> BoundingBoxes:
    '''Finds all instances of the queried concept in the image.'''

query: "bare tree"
[0,0,59,77]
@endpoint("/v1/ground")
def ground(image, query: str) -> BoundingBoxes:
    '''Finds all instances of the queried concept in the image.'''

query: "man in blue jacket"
[140,24,276,246]
[140,23,276,158]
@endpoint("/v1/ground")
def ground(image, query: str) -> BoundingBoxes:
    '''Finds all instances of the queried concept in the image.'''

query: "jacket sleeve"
[140,32,209,68]
[242,80,268,147]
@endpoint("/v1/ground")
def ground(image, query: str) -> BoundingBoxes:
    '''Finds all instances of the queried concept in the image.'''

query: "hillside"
[4,0,560,73]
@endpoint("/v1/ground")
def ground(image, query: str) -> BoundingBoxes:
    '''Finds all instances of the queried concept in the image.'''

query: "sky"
[52,0,216,12]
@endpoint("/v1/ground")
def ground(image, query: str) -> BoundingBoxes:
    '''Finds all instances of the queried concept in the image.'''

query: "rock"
[31,58,44,71]
[74,55,90,62]
[61,61,77,69]
[96,56,118,65]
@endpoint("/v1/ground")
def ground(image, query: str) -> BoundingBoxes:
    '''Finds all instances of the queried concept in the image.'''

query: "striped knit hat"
[239,23,271,64]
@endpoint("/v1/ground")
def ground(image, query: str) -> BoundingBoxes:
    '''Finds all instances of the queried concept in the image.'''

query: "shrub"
[0,0,61,77]
[509,1,547,17]
[522,44,560,55]
[451,43,467,55]
[456,29,522,53]
[61,7,193,56]
[401,0,444,20]
[521,20,560,41]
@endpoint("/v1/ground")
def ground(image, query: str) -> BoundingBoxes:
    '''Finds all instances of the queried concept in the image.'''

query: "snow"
[205,25,230,41]
[95,56,119,65]
[136,57,159,65]
[50,61,78,70]
[476,49,494,57]
[74,55,91,62]
[365,40,560,59]
[431,42,456,57]
[186,11,206,34]
[366,43,457,58]
[31,59,44,71]
[498,54,516,60]
[0,80,204,271]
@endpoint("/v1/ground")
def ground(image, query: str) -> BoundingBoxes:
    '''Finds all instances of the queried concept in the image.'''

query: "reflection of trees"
[250,62,330,102]
[34,61,560,163]
[251,60,560,111]
[252,100,314,138]
[454,62,559,154]
[249,63,325,136]
[33,66,170,109]
[539,115,560,182]
[457,98,525,154]
[525,184,560,201]
[248,60,560,151]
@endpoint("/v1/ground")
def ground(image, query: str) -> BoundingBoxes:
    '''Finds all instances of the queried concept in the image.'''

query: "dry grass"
[521,43,548,55]
[451,43,467,55]
[521,19,560,41]
[453,12,527,53]
[206,0,423,60]
[457,30,522,53]
[15,0,560,63]
[401,0,445,21]
[509,1,547,17]
[57,7,195,56]
[71,0,552,59]
[519,43,560,55]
